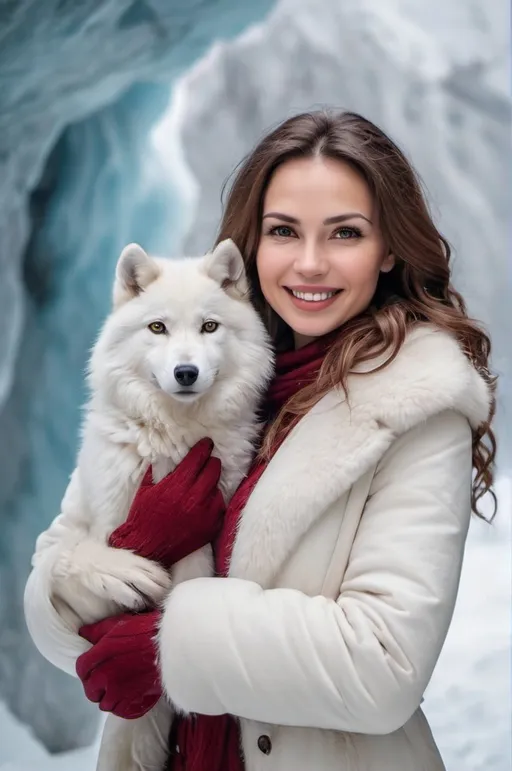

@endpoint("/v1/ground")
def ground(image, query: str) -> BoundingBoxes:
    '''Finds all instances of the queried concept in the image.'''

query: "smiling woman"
[257,156,395,348]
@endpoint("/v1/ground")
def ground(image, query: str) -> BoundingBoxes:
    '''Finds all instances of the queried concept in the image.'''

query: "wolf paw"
[93,551,172,612]
[53,541,173,621]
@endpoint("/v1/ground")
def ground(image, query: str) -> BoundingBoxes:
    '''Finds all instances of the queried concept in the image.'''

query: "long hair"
[215,111,497,520]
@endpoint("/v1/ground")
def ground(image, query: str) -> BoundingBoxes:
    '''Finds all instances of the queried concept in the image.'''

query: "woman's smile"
[284,285,343,312]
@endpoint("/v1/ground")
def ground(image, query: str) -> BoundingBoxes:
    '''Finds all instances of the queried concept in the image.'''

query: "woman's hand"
[109,437,225,569]
[77,610,162,718]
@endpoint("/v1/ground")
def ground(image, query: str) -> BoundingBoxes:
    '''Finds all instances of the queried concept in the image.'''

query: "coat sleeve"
[23,468,91,676]
[157,410,473,734]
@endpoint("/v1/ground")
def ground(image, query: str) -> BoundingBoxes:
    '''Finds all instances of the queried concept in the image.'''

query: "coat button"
[257,734,272,755]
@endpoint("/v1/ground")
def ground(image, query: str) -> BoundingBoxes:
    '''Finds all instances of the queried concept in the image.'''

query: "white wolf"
[24,238,274,771]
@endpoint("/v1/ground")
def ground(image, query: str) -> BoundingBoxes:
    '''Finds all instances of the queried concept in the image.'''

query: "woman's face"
[256,156,394,348]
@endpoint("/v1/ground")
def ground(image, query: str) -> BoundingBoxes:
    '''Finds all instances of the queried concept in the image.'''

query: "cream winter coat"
[157,325,491,771]
[25,326,491,770]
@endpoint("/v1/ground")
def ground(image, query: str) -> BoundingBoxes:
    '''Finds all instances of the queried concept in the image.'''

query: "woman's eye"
[270,225,295,238]
[333,226,362,240]
[202,320,219,334]
[148,321,167,334]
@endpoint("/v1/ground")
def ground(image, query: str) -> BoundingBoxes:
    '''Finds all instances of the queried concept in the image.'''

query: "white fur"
[24,239,273,771]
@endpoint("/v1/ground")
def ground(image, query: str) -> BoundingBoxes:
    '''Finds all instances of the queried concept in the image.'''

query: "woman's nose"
[293,242,328,276]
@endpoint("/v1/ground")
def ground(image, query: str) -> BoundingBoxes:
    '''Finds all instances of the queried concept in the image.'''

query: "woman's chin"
[287,315,345,343]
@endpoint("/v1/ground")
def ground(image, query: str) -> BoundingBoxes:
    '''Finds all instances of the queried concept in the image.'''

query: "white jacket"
[25,326,491,770]
[157,326,491,771]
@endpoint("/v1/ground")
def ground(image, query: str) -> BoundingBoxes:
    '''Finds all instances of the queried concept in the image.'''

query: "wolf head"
[89,240,273,416]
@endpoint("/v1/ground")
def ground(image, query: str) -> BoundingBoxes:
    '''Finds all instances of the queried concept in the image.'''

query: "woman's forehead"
[263,156,374,219]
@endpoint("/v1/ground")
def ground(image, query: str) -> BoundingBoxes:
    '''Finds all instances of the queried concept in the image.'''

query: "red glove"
[77,610,162,718]
[109,437,225,569]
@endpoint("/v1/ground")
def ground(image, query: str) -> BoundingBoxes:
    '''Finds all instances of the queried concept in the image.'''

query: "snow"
[0,702,102,770]
[423,478,512,770]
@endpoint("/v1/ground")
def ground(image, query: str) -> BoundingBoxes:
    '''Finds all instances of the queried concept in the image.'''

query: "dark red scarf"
[167,337,329,771]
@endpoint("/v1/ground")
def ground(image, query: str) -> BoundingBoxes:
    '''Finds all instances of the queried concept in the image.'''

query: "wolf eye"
[202,320,219,334]
[148,321,166,334]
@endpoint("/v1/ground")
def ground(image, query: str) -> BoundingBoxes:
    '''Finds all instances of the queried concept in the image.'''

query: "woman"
[25,111,496,771]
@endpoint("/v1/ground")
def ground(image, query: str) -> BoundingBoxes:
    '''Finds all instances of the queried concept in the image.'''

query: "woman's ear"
[380,252,395,274]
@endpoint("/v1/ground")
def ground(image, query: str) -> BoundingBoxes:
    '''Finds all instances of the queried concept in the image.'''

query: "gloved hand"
[109,437,225,569]
[77,610,162,718]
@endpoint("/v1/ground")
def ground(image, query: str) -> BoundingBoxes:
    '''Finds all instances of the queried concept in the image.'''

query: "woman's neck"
[293,332,317,350]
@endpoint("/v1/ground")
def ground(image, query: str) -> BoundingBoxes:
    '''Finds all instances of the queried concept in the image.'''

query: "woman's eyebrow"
[324,213,372,225]
[262,212,299,223]
[262,211,372,225]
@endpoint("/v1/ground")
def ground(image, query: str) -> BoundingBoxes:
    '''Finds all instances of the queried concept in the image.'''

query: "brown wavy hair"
[215,110,497,521]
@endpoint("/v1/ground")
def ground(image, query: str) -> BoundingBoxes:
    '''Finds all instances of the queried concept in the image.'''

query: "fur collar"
[229,325,491,587]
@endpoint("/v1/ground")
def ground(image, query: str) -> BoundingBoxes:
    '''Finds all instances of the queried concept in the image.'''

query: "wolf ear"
[113,243,160,307]
[203,239,249,298]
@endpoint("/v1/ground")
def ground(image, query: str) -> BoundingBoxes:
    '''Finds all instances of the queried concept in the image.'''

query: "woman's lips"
[284,286,342,312]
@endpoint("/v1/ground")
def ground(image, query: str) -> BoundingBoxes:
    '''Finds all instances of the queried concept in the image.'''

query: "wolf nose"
[174,365,199,387]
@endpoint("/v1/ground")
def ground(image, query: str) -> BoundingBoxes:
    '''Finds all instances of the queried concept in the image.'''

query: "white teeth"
[290,289,337,302]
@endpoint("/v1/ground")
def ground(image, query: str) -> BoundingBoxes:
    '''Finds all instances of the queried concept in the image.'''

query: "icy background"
[0,0,510,768]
